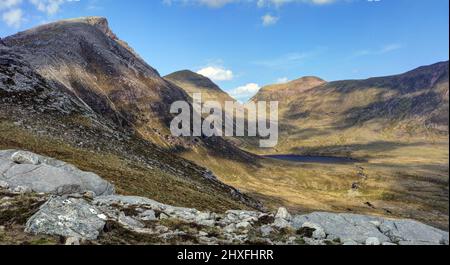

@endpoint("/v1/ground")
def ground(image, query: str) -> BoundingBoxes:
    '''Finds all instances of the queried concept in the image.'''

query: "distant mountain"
[250,61,449,154]
[252,76,327,102]
[165,70,235,105]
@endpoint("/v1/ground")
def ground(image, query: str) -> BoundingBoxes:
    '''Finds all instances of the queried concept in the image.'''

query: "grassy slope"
[0,116,251,213]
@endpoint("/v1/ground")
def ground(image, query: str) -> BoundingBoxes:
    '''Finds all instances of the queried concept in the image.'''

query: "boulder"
[292,212,450,245]
[292,212,390,244]
[25,197,106,240]
[379,219,449,245]
[275,207,292,221]
[0,150,115,196]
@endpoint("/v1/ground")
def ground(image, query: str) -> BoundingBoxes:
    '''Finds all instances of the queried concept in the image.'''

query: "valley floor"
[184,137,449,231]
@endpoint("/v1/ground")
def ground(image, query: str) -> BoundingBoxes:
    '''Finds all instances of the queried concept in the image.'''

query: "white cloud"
[2,8,23,27]
[276,77,289,84]
[261,13,278,26]
[0,0,22,10]
[197,66,234,81]
[29,0,80,16]
[229,83,261,101]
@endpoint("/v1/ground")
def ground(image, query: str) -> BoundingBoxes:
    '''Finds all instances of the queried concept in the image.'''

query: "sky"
[0,0,449,102]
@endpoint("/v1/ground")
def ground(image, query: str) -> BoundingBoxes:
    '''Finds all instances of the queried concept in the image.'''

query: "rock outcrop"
[25,197,106,240]
[0,150,115,196]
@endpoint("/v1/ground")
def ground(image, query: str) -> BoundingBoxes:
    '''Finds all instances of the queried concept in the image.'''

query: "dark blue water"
[264,155,359,164]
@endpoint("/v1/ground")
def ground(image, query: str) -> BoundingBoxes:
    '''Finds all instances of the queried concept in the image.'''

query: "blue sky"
[0,0,449,102]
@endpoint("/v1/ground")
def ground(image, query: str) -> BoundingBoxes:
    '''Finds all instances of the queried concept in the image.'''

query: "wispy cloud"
[276,77,289,84]
[2,8,24,28]
[0,0,23,10]
[253,47,324,68]
[352,43,402,57]
[30,0,81,15]
[261,13,278,26]
[1,0,81,28]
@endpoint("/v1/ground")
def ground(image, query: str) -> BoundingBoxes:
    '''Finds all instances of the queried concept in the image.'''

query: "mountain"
[251,61,449,155]
[165,70,235,105]
[0,17,262,212]
[3,17,186,141]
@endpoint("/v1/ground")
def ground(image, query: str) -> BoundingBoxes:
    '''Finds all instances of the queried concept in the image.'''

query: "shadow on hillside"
[330,91,445,131]
[290,141,428,158]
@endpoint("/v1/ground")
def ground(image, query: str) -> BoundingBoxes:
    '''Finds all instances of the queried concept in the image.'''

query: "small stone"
[224,224,236,233]
[97,214,108,220]
[275,207,292,221]
[198,219,216,227]
[0,181,9,189]
[13,186,32,194]
[236,221,251,229]
[83,191,96,199]
[260,225,274,237]
[118,212,144,229]
[159,213,170,220]
[199,231,208,236]
[65,237,80,245]
[366,237,381,245]
[139,209,157,221]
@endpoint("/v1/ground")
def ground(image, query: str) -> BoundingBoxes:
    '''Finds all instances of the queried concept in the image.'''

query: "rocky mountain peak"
[62,16,117,40]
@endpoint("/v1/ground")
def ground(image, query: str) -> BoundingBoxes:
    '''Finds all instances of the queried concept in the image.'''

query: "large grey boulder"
[0,150,115,196]
[292,212,449,245]
[292,212,393,244]
[25,197,106,240]
[379,219,449,245]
